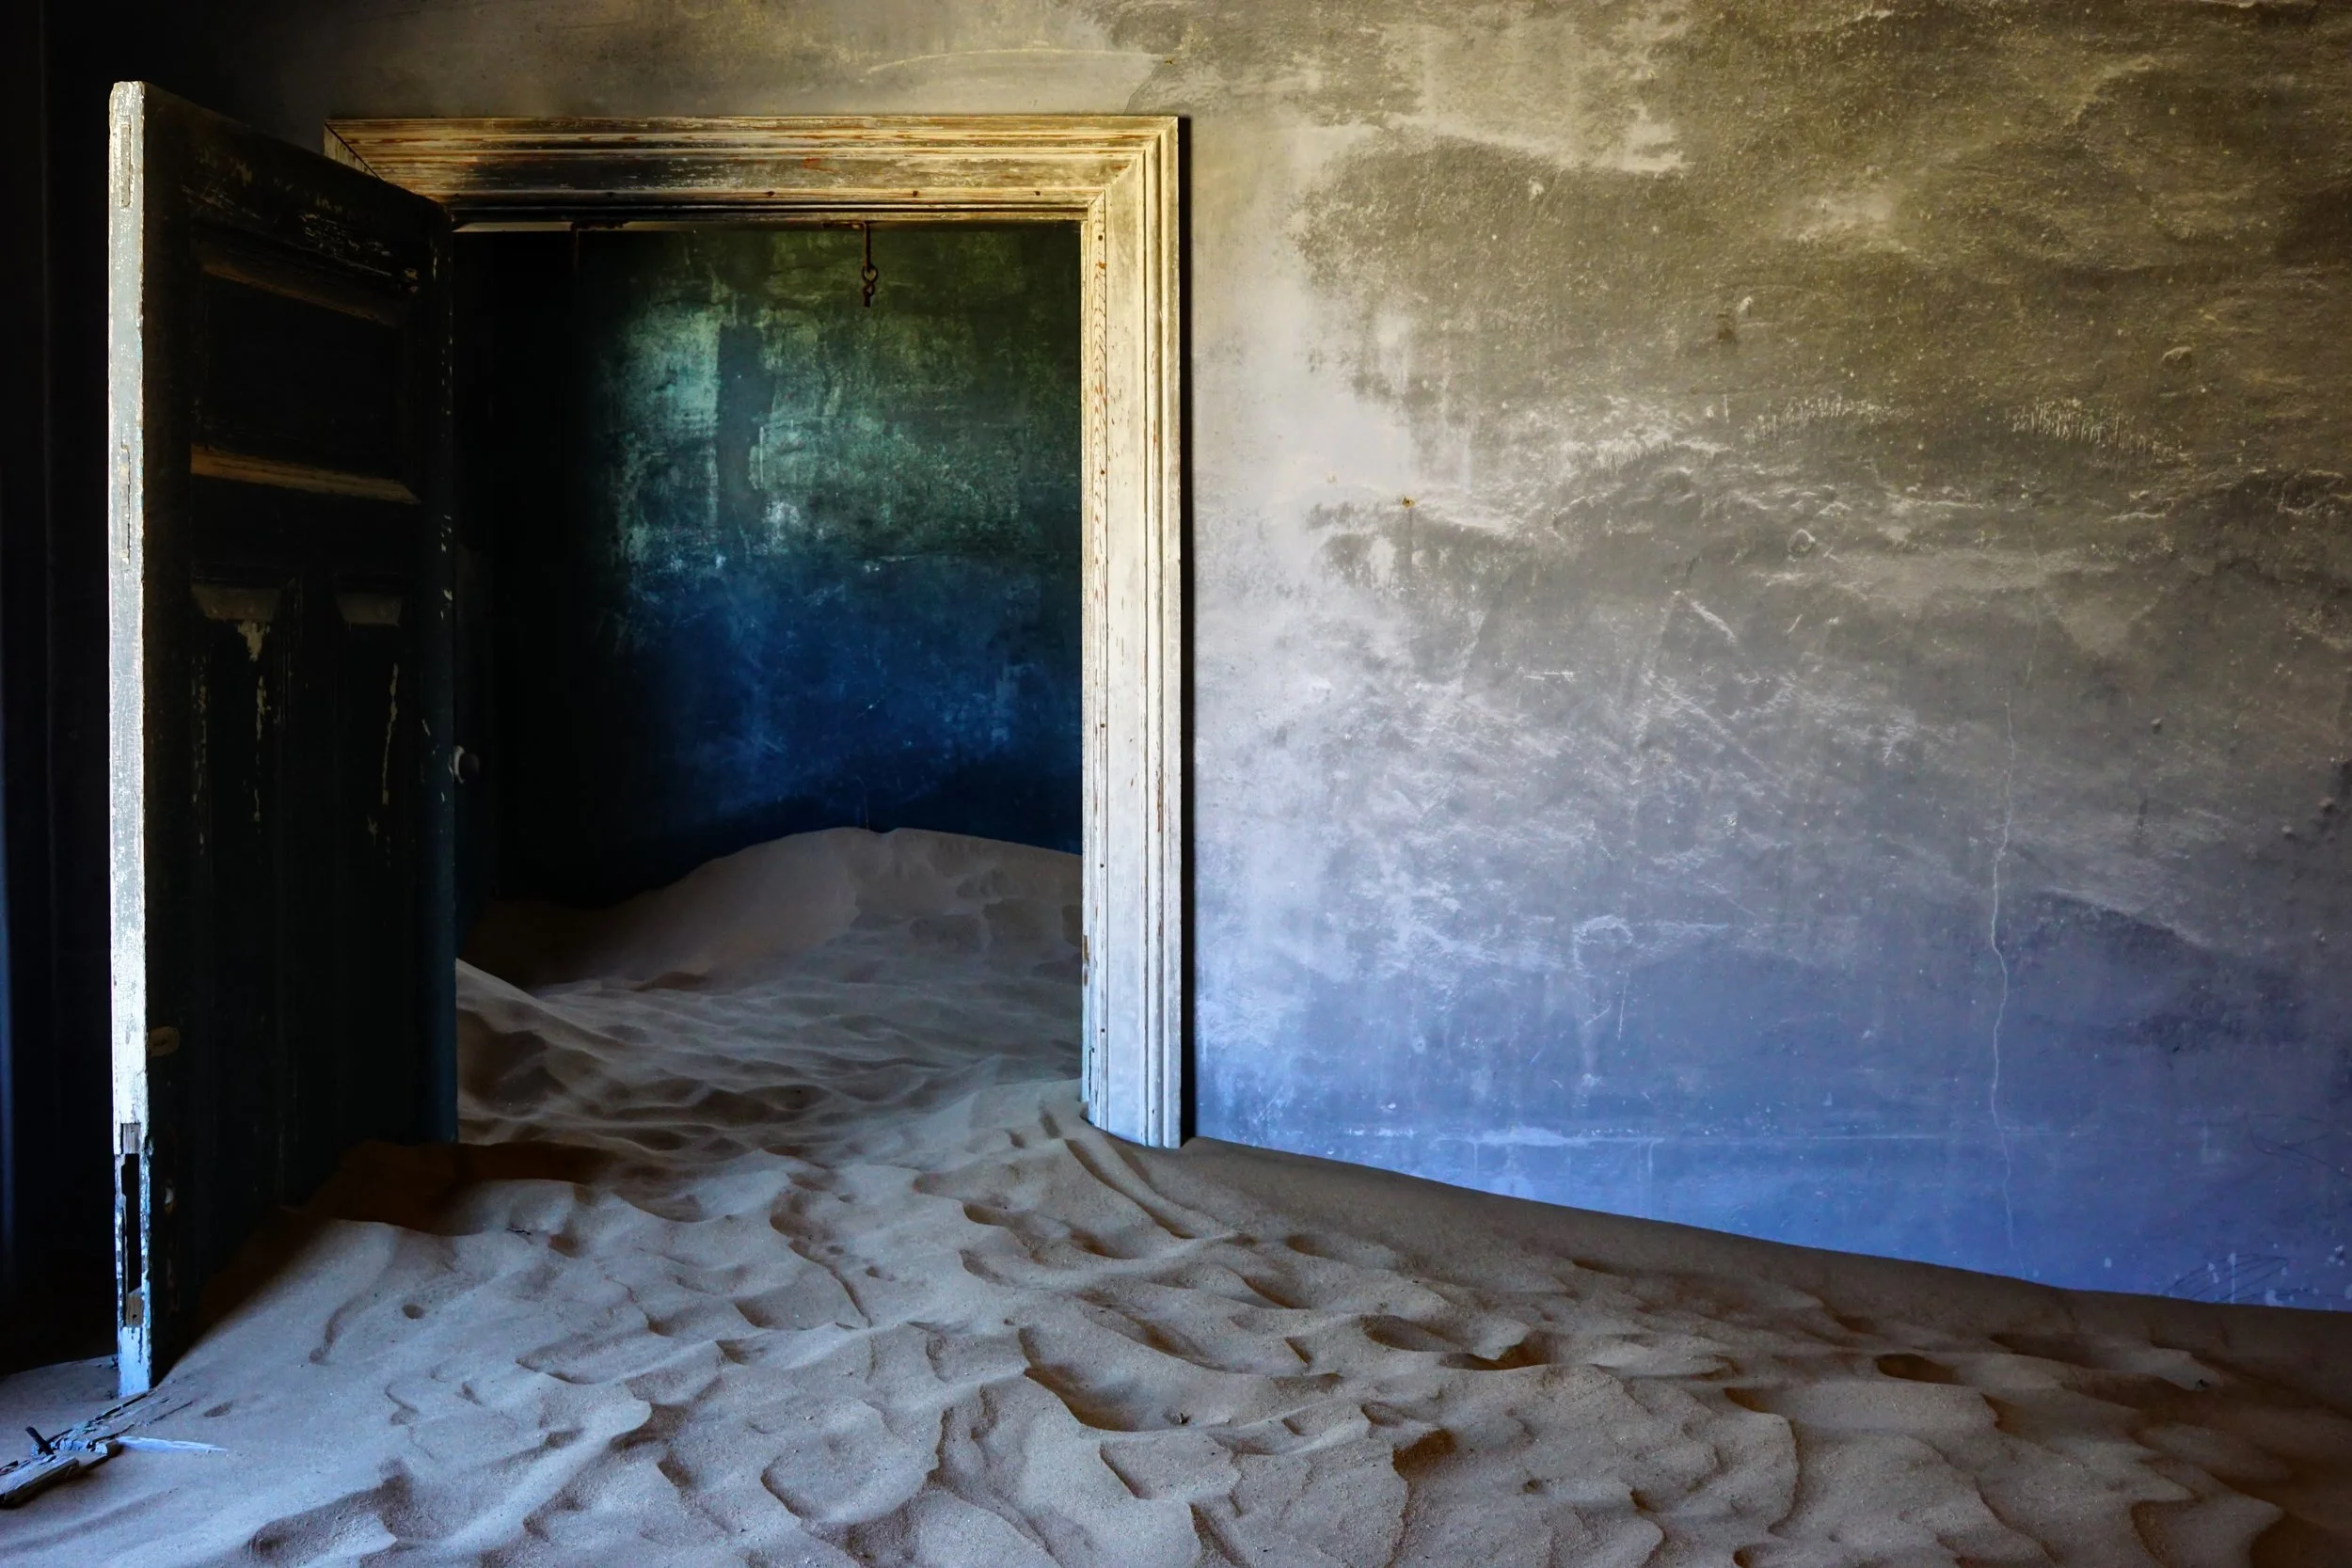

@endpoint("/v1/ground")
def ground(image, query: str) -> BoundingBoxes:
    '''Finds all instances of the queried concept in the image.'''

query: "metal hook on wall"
[861,220,880,309]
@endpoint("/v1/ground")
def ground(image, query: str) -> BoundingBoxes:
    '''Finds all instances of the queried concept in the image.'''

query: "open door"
[107,84,455,1395]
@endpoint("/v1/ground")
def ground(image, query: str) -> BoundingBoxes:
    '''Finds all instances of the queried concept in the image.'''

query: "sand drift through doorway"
[323,116,1186,1148]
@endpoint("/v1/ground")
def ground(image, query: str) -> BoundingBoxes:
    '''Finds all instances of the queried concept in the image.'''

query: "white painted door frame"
[326,116,1186,1147]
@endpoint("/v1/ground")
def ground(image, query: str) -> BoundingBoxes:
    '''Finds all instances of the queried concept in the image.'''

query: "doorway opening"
[324,115,1186,1153]
[451,222,1087,922]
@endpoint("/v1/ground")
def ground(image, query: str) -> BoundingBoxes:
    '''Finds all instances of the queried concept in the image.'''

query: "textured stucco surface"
[466,227,1082,903]
[211,0,2352,1305]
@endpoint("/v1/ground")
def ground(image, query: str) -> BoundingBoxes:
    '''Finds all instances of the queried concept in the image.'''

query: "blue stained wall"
[467,226,1083,904]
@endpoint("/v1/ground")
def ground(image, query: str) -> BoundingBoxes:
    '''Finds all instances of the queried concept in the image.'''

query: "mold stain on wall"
[467,225,1083,903]
[210,0,2352,1305]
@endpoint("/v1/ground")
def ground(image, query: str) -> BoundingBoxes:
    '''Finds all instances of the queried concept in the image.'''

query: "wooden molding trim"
[328,116,1187,1148]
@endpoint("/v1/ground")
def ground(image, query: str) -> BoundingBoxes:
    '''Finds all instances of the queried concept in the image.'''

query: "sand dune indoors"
[3,829,2348,1565]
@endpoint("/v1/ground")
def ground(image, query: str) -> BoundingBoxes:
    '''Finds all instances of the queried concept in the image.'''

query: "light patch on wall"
[603,301,722,581]
[1786,183,1902,247]
[1391,3,1690,174]
[1193,121,1426,551]
[611,302,721,435]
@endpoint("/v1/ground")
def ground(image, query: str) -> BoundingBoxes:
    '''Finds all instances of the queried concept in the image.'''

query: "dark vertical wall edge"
[0,0,49,1309]
[6,0,223,1370]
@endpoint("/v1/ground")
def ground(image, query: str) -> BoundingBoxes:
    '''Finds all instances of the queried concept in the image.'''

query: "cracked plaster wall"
[200,0,2352,1305]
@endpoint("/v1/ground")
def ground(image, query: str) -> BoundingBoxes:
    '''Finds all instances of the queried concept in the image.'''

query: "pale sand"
[5,827,2349,1565]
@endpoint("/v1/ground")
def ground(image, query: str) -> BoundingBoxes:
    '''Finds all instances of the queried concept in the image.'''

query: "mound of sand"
[3,828,2348,1564]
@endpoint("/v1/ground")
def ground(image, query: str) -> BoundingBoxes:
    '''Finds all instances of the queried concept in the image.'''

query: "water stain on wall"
[464,225,1083,904]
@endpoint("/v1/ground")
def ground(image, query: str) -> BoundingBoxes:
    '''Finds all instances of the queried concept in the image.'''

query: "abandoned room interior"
[2,0,2350,1561]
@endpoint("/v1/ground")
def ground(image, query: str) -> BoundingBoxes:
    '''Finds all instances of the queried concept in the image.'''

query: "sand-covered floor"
[5,829,2350,1565]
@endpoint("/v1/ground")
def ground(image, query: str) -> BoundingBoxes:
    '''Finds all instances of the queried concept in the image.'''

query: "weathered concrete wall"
[466,227,1082,902]
[207,0,2352,1306]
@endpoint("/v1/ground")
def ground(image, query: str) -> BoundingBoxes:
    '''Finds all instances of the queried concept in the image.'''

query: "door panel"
[108,83,454,1394]
[319,588,420,1179]
[195,274,411,480]
[186,578,293,1286]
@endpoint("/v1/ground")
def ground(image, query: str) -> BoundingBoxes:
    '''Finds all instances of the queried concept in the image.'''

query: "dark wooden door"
[106,84,455,1394]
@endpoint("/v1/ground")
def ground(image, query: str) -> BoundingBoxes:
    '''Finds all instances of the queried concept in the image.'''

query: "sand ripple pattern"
[5,829,2347,1566]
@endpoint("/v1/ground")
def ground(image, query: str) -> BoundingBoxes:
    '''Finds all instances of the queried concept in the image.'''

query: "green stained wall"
[465,224,1083,903]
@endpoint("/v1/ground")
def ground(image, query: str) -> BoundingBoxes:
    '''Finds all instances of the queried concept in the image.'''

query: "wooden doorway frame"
[324,117,1185,1148]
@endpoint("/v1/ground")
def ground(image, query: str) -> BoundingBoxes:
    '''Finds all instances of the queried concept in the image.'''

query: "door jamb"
[325,116,1186,1148]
